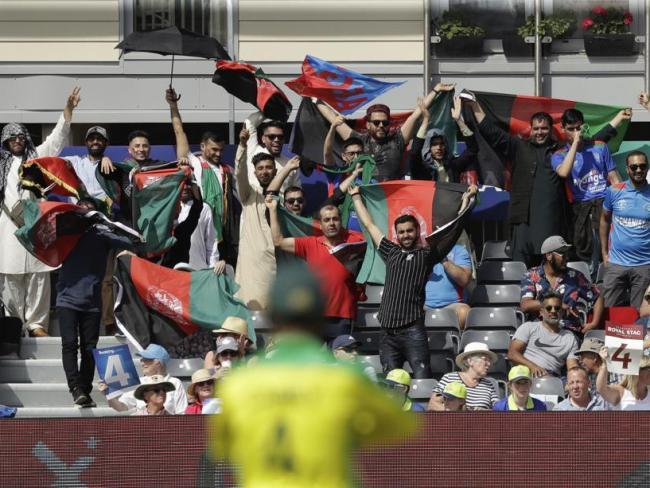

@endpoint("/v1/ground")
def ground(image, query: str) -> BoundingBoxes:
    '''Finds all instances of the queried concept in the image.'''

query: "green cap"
[508,365,532,383]
[442,382,467,400]
[268,264,325,326]
[384,369,412,387]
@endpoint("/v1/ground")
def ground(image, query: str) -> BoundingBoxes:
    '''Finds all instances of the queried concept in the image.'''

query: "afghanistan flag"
[20,157,86,199]
[212,60,292,122]
[114,254,254,351]
[14,200,144,267]
[356,180,474,284]
[285,55,404,115]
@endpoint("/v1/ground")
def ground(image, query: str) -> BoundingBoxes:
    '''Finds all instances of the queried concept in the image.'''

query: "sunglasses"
[264,134,284,141]
[629,164,649,172]
[344,150,362,157]
[545,305,561,312]
[565,126,582,132]
[370,120,390,127]
[196,379,215,387]
[7,134,26,143]
[146,387,166,395]
[342,346,358,353]
[286,198,304,205]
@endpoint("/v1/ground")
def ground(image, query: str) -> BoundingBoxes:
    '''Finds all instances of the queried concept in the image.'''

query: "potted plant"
[503,11,576,58]
[434,11,485,58]
[581,6,636,56]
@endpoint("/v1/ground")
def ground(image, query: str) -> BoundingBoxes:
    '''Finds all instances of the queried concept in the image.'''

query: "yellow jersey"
[209,334,417,487]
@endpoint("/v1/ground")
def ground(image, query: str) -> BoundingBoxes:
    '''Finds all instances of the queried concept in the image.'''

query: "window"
[134,0,228,45]
[547,0,643,38]
[439,0,528,37]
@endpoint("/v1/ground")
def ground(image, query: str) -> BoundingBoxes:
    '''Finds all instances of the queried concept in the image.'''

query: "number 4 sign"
[605,324,645,376]
[93,344,140,399]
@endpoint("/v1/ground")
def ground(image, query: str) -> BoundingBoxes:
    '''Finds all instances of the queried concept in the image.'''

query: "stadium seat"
[531,376,565,399]
[568,261,591,282]
[250,311,271,331]
[409,379,438,401]
[488,354,510,381]
[255,332,272,350]
[604,306,639,325]
[470,284,521,307]
[167,358,204,378]
[359,355,382,374]
[484,376,506,400]
[353,330,381,355]
[477,261,527,284]
[361,285,383,306]
[357,310,381,329]
[481,240,512,262]
[427,331,458,354]
[424,307,460,332]
[429,354,455,377]
[465,307,519,332]
[584,329,605,342]
[459,330,511,353]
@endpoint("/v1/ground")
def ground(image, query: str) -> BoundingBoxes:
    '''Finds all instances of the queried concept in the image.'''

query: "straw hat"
[187,368,217,397]
[212,316,250,341]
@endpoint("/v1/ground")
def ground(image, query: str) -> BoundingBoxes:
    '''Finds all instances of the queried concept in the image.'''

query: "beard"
[88,146,105,158]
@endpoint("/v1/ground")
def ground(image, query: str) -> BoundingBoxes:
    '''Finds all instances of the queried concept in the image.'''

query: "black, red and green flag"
[356,180,474,284]
[113,254,254,351]
[212,60,292,122]
[19,157,87,199]
[14,200,144,267]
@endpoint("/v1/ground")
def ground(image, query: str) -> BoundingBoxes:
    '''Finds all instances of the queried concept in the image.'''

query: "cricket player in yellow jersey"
[209,265,417,487]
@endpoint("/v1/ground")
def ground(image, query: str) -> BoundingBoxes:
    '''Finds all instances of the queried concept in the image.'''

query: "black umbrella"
[115,26,230,98]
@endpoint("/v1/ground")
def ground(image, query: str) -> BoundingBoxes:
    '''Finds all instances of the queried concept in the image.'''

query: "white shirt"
[189,152,224,189]
[178,200,219,270]
[619,387,650,411]
[118,374,188,414]
[0,114,70,274]
[65,154,108,200]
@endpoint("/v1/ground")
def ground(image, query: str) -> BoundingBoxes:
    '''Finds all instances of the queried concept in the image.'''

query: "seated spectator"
[205,317,253,370]
[575,337,623,389]
[597,347,650,410]
[428,342,499,411]
[509,291,579,378]
[185,369,217,415]
[332,334,377,382]
[440,382,467,412]
[493,366,547,411]
[99,344,188,414]
[520,236,603,336]
[424,242,472,330]
[599,149,650,309]
[383,369,426,412]
[132,375,175,416]
[206,336,244,379]
[554,366,612,411]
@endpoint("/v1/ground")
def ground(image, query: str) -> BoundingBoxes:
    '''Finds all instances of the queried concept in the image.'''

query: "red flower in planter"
[624,11,634,25]
[581,18,595,30]
[592,6,607,16]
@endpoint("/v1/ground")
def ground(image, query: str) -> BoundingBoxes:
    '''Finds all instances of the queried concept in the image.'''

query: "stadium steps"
[0,384,109,408]
[19,336,127,359]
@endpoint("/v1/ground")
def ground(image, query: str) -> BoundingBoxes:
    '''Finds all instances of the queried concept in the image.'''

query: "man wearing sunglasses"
[600,150,650,309]
[552,108,622,270]
[509,291,579,378]
[520,235,603,336]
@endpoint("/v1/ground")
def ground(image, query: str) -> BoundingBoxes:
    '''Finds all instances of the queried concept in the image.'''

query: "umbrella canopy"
[115,25,230,60]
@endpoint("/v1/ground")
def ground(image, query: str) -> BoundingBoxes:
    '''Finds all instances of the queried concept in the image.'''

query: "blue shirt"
[603,181,650,266]
[493,396,547,411]
[551,142,615,202]
[424,245,472,308]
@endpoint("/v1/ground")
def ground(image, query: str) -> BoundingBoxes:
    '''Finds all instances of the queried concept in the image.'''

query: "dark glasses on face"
[344,151,362,157]
[8,135,26,142]
[370,120,390,127]
[147,388,166,395]
[565,126,582,132]
[196,380,214,387]
[264,134,284,141]
[286,198,304,205]
[545,305,561,312]
[629,164,648,172]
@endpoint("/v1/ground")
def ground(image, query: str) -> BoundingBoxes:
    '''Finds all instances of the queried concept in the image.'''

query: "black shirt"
[351,130,406,181]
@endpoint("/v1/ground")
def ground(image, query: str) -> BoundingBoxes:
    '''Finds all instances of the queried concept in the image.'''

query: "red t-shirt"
[294,232,365,319]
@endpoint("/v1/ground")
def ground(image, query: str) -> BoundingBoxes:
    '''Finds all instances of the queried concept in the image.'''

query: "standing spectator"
[58,198,135,408]
[509,291,580,377]
[132,375,175,416]
[316,83,456,181]
[350,184,477,378]
[99,343,188,414]
[424,242,473,330]
[555,366,612,411]
[383,369,426,412]
[243,111,300,192]
[323,114,366,167]
[465,100,624,267]
[440,382,467,412]
[126,130,158,168]
[599,150,650,308]
[166,88,240,266]
[596,347,650,410]
[267,195,364,342]
[493,365,547,411]
[234,128,277,310]
[520,235,603,336]
[0,87,80,337]
[185,369,217,415]
[551,108,621,268]
[428,342,499,411]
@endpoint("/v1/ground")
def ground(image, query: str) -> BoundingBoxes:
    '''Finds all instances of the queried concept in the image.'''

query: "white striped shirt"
[377,237,439,328]
[434,372,499,410]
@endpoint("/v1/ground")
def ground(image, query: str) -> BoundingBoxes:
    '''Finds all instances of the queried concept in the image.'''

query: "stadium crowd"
[2,80,650,414]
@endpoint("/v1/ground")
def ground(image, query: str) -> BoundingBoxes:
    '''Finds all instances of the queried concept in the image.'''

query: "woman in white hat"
[132,375,175,416]
[428,342,500,411]
[185,369,217,414]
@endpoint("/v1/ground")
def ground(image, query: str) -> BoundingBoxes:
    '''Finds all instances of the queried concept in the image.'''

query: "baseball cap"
[85,125,109,141]
[216,336,239,355]
[540,235,572,255]
[384,369,412,387]
[135,343,170,365]
[366,103,390,118]
[441,382,467,400]
[268,264,325,326]
[508,365,532,383]
[575,337,604,355]
[332,335,360,350]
